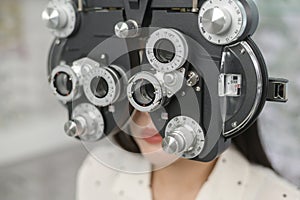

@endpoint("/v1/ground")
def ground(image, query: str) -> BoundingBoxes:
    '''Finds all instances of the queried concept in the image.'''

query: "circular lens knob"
[164,116,206,158]
[42,7,67,29]
[64,118,86,137]
[162,136,180,154]
[114,20,140,38]
[41,0,77,38]
[163,128,194,155]
[83,65,127,107]
[127,71,164,112]
[198,0,248,45]
[66,103,105,141]
[50,64,82,103]
[146,28,188,72]
[202,7,232,35]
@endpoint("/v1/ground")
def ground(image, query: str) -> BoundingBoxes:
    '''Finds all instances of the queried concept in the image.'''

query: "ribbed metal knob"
[162,126,196,155]
[202,7,232,35]
[114,20,140,38]
[162,136,180,154]
[42,7,67,29]
[64,118,85,137]
[64,120,78,137]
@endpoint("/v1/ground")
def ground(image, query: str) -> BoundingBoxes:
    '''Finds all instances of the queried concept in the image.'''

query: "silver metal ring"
[72,103,105,141]
[198,0,248,45]
[83,67,121,107]
[43,0,77,38]
[165,116,206,158]
[127,71,164,112]
[50,64,80,103]
[146,28,189,72]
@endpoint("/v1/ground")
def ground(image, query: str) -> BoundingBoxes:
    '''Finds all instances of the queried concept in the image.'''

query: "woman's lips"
[140,128,163,144]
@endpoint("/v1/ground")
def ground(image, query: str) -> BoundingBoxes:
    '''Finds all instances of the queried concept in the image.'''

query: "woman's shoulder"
[76,153,119,200]
[76,142,152,200]
[223,146,300,200]
[199,145,300,200]
[245,162,300,200]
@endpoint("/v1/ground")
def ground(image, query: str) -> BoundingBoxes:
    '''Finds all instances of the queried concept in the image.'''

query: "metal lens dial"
[42,0,77,38]
[132,79,156,106]
[83,66,123,107]
[68,103,105,141]
[50,64,81,102]
[154,39,176,64]
[53,72,73,96]
[198,0,247,45]
[127,71,164,112]
[146,28,188,72]
[164,116,205,158]
[114,20,140,38]
[90,76,109,98]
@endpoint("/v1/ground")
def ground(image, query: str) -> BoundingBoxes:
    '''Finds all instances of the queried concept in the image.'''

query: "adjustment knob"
[64,118,86,137]
[41,0,77,38]
[198,0,249,45]
[162,136,180,154]
[66,103,105,141]
[42,7,67,29]
[162,126,195,154]
[163,116,205,158]
[202,7,232,35]
[114,20,140,38]
[162,128,194,155]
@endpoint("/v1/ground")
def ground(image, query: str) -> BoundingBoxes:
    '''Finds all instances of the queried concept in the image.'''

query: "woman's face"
[130,110,163,153]
[129,110,179,167]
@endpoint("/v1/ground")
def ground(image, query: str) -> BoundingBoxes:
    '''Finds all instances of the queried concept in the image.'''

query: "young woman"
[76,110,299,200]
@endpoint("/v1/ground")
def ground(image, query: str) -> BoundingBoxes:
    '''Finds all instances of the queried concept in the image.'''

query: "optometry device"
[42,0,288,162]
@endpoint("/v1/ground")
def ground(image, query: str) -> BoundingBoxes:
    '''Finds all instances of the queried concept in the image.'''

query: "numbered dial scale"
[67,103,105,141]
[50,63,82,103]
[164,116,206,158]
[146,28,189,72]
[83,65,127,107]
[198,0,250,45]
[42,0,78,38]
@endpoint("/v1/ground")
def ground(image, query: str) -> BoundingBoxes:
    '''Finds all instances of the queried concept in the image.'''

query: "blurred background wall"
[0,0,299,199]
[0,0,77,164]
[253,0,300,186]
[0,0,87,199]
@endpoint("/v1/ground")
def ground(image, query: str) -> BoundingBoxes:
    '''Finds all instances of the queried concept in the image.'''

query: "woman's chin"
[136,139,180,169]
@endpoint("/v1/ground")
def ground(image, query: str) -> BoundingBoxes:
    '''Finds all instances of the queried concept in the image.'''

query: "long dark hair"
[232,121,273,169]
[114,120,274,169]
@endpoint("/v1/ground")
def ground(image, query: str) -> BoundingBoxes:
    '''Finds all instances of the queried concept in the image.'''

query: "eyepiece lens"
[53,72,73,96]
[90,76,109,98]
[132,79,156,106]
[154,39,176,63]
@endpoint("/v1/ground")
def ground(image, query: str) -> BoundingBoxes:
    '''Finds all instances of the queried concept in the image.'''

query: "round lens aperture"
[146,28,189,72]
[90,76,109,98]
[83,66,125,107]
[53,72,73,96]
[132,79,156,106]
[50,63,82,102]
[154,39,176,64]
[127,71,164,112]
